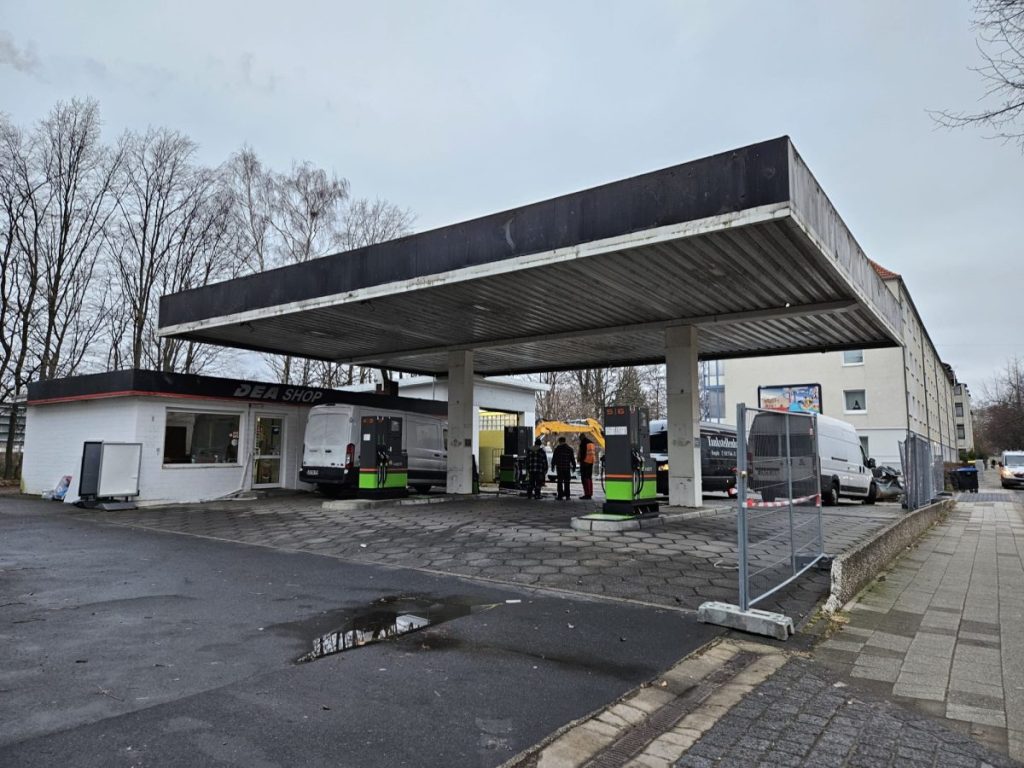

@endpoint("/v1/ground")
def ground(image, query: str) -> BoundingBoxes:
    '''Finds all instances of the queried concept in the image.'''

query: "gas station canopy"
[158,137,902,374]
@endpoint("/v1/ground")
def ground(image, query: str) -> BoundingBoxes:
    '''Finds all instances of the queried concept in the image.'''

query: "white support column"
[447,350,475,494]
[665,325,701,508]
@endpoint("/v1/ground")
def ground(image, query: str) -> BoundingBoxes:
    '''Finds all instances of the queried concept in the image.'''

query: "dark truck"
[648,420,738,497]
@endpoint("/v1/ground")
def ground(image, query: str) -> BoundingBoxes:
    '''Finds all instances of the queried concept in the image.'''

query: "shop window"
[844,390,866,412]
[842,349,864,366]
[164,411,241,465]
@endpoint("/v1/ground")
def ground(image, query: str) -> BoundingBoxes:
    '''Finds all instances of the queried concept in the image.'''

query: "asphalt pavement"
[0,496,720,767]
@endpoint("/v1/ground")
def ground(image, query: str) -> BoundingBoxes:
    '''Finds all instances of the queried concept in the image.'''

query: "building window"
[844,390,866,412]
[164,410,241,465]
[842,349,864,366]
[955,403,963,418]
[957,425,965,440]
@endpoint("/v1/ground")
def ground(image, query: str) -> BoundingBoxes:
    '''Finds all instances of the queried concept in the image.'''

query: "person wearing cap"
[524,437,549,499]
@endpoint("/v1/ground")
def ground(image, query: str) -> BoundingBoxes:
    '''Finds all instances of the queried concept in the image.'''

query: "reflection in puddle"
[296,596,483,663]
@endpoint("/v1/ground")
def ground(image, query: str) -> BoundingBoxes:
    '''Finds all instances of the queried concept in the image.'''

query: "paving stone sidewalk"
[47,492,900,618]
[672,655,1019,768]
[817,474,1024,762]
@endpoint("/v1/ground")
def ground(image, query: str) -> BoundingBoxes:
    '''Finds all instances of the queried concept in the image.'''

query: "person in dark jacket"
[578,434,597,499]
[551,437,577,500]
[524,438,549,499]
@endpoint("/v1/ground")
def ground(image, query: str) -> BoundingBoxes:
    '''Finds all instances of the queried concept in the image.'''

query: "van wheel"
[863,482,877,505]
[823,481,840,506]
[411,484,431,494]
[761,489,776,502]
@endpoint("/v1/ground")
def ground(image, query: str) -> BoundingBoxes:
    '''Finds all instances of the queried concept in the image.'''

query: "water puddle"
[296,595,489,663]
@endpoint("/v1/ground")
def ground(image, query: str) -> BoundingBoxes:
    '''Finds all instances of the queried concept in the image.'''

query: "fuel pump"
[602,405,659,516]
[358,415,408,499]
[499,426,533,491]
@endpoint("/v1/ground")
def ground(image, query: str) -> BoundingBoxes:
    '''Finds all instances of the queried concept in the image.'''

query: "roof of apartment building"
[868,259,901,280]
[867,259,964,391]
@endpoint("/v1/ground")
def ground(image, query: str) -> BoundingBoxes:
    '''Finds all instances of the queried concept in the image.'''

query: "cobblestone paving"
[673,657,1020,768]
[817,471,1024,762]
[74,493,898,617]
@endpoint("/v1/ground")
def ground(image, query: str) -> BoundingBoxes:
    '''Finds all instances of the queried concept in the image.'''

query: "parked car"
[1001,451,1024,489]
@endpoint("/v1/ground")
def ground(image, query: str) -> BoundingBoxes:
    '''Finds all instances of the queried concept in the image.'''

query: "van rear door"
[303,405,355,469]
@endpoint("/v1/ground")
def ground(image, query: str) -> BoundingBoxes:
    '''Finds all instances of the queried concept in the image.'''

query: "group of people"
[523,434,598,500]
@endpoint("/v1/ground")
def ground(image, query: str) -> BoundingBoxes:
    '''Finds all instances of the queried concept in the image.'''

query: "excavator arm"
[534,418,605,449]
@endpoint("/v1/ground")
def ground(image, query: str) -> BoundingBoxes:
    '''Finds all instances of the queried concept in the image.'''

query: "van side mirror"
[867,458,876,469]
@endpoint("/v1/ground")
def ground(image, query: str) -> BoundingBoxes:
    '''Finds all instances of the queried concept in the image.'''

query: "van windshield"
[1006,454,1024,467]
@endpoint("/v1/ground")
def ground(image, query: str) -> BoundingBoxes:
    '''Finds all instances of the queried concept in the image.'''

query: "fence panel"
[736,404,824,612]
[899,431,936,511]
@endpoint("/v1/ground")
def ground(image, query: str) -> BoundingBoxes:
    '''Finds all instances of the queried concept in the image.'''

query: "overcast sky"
[1,0,1021,392]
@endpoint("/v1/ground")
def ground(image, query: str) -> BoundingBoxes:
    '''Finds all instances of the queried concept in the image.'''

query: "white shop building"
[22,369,541,505]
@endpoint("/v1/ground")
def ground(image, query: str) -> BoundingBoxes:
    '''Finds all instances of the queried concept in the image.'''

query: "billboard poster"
[757,383,822,414]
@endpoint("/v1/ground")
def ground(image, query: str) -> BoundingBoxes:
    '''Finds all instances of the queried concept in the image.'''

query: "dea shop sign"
[232,382,325,404]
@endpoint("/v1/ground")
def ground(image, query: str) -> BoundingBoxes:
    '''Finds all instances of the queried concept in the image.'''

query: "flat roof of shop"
[158,137,902,375]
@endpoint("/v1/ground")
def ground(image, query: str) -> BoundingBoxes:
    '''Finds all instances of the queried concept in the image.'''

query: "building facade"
[720,262,959,467]
[22,369,544,504]
[952,382,975,456]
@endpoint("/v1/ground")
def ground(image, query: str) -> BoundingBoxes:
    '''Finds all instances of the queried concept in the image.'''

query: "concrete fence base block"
[823,498,954,614]
[697,601,794,641]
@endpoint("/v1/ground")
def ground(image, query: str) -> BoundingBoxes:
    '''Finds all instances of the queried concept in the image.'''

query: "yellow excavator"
[534,418,605,449]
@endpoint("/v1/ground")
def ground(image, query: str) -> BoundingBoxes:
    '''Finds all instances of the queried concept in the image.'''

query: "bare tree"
[271,161,349,265]
[33,99,120,380]
[337,197,414,251]
[108,128,224,371]
[932,0,1024,149]
[258,161,351,385]
[0,118,44,478]
[153,181,239,373]
[228,146,275,273]
[976,357,1024,453]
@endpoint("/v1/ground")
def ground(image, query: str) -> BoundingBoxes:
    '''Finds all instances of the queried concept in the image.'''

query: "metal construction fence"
[899,431,943,510]
[736,404,825,612]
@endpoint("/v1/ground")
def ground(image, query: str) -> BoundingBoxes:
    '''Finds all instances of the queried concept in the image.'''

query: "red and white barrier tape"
[744,493,821,509]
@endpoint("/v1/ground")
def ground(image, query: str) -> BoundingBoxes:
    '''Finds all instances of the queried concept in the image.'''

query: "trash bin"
[956,466,978,493]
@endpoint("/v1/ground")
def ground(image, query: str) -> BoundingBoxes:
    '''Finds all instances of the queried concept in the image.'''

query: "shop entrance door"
[253,414,284,488]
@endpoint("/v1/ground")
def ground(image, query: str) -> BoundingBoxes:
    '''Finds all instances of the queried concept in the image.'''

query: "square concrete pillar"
[447,350,475,494]
[665,325,701,507]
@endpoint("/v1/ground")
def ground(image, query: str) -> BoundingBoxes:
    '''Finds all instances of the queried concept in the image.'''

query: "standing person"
[578,434,597,499]
[551,437,577,500]
[525,438,549,499]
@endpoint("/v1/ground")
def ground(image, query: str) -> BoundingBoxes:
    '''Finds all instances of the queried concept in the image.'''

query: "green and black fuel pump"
[358,415,408,499]
[602,405,659,516]
[499,426,532,491]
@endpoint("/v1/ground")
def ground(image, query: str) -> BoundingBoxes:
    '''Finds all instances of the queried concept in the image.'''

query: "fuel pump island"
[601,405,659,517]
[358,415,408,499]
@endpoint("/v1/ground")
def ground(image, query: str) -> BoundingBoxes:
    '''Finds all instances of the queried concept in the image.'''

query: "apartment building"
[719,261,958,467]
[952,381,975,456]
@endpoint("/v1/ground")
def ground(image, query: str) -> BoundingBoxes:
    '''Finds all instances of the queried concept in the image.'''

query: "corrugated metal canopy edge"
[158,137,902,375]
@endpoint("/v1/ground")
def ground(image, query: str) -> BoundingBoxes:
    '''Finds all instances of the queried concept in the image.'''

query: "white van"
[748,412,876,505]
[300,404,448,496]
[1001,451,1024,489]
